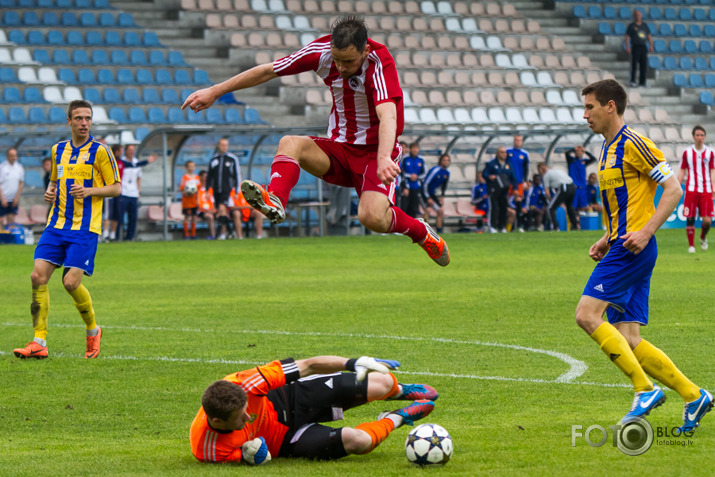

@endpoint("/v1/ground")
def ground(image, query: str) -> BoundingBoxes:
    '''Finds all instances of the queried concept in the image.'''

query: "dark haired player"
[183,15,449,266]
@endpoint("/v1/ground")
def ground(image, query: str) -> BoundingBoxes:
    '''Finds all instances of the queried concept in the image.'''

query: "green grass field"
[1,229,714,476]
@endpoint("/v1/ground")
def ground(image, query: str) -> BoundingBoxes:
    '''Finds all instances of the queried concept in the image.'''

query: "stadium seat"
[689,74,704,88]
[124,31,140,47]
[658,24,673,36]
[99,12,115,27]
[91,50,109,65]
[92,106,113,124]
[669,40,683,53]
[689,25,702,37]
[8,107,27,123]
[155,69,173,84]
[63,86,82,102]
[103,87,120,103]
[147,107,166,123]
[41,11,59,26]
[97,69,115,83]
[673,73,687,87]
[86,31,103,46]
[117,13,135,27]
[135,127,150,141]
[149,51,167,65]
[84,88,100,103]
[699,41,712,53]
[649,7,662,20]
[653,40,667,53]
[48,106,65,123]
[167,107,186,123]
[116,69,134,84]
[105,31,122,46]
[168,51,188,66]
[77,69,96,83]
[108,107,127,122]
[67,31,83,46]
[572,5,586,18]
[705,74,715,87]
[111,50,129,65]
[194,70,210,84]
[174,70,191,84]
[587,6,602,18]
[224,108,244,124]
[13,47,34,64]
[70,49,89,64]
[244,107,268,124]
[24,87,43,103]
[673,23,687,37]
[680,57,693,69]
[33,49,51,64]
[705,25,715,37]
[603,6,616,19]
[0,67,16,82]
[28,107,48,123]
[61,12,78,26]
[128,107,146,123]
[161,89,179,104]
[7,30,25,44]
[700,91,715,106]
[80,12,97,26]
[664,7,677,20]
[597,22,612,35]
[136,69,153,84]
[2,87,21,103]
[58,68,76,83]
[539,108,558,124]
[27,31,45,45]
[130,50,148,65]
[649,56,662,70]
[504,107,523,124]
[143,32,161,47]
[3,11,21,26]
[679,8,692,21]
[186,109,207,124]
[142,88,160,103]
[24,11,40,26]
[683,40,697,53]
[663,56,677,69]
[43,86,63,103]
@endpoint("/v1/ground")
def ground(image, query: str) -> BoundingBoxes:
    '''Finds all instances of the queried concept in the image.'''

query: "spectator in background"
[471,172,489,230]
[206,138,242,240]
[586,172,603,214]
[538,162,578,231]
[197,170,216,240]
[229,187,265,239]
[565,144,598,215]
[525,174,547,231]
[42,157,52,189]
[0,147,25,228]
[400,142,425,218]
[180,160,201,240]
[394,140,408,210]
[119,144,156,241]
[483,147,516,233]
[625,9,653,88]
[506,135,529,231]
[422,153,450,233]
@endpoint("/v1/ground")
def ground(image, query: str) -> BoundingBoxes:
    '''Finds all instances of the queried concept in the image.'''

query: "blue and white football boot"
[622,385,666,423]
[678,389,713,433]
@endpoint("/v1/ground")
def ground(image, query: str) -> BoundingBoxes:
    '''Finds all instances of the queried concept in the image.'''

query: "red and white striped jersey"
[273,35,404,146]
[680,145,715,193]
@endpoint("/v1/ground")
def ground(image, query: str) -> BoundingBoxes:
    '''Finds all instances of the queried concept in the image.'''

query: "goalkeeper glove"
[346,357,401,381]
[241,437,271,465]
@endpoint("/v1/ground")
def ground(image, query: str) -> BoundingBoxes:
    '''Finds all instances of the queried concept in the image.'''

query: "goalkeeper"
[190,355,438,464]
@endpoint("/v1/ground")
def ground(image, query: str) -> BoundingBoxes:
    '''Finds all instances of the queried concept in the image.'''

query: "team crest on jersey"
[348,76,362,91]
[57,164,64,178]
[80,153,90,163]
[608,154,617,167]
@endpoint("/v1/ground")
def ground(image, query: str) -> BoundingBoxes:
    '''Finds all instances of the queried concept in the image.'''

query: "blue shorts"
[573,187,589,210]
[0,203,19,217]
[34,227,99,276]
[582,236,657,325]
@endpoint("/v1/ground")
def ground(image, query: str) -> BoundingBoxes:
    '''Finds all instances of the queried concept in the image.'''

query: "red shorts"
[683,191,714,218]
[311,137,400,202]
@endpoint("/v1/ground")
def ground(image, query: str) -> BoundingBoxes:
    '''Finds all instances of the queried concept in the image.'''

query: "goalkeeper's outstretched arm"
[296,356,400,381]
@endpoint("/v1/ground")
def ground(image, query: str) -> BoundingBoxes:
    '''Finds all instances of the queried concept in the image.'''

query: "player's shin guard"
[69,284,97,331]
[268,155,300,206]
[31,284,49,340]
[355,419,396,454]
[368,373,400,402]
[634,339,701,402]
[590,323,653,393]
[388,205,428,243]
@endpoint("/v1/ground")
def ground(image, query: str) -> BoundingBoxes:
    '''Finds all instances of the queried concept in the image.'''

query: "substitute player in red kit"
[677,125,715,253]
[189,356,437,464]
[182,15,449,266]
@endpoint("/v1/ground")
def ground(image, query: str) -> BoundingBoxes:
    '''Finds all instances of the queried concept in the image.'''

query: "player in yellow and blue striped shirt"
[574,79,712,432]
[13,100,120,360]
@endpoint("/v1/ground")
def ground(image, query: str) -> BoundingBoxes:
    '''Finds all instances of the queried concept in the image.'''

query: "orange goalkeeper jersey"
[189,359,300,463]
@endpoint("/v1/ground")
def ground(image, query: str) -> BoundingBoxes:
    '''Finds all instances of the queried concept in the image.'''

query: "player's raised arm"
[296,355,400,381]
[181,63,278,113]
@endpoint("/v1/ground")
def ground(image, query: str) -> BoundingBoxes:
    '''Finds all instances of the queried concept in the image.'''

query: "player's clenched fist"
[241,437,271,465]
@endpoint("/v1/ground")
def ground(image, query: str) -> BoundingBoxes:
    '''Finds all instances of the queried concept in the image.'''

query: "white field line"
[2,322,610,386]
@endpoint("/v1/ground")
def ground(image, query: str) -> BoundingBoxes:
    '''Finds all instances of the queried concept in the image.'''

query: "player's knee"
[30,270,47,287]
[575,304,599,333]
[368,372,393,396]
[62,275,80,292]
[277,135,305,158]
[341,428,372,455]
[357,208,383,231]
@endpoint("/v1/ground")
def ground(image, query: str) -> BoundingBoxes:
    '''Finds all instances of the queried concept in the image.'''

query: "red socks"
[388,206,427,243]
[687,225,695,247]
[268,155,300,206]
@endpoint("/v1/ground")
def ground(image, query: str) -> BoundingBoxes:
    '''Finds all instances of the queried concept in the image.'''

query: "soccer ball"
[184,183,198,195]
[405,423,453,466]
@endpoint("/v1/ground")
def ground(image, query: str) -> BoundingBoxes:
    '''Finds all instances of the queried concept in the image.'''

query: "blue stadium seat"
[225,108,244,124]
[700,91,715,106]
[91,50,109,64]
[123,87,141,103]
[143,32,161,46]
[141,88,159,103]
[76,0,91,8]
[679,56,693,69]
[56,0,71,7]
[124,31,140,46]
[694,57,707,70]
[98,12,115,27]
[663,56,678,69]
[648,7,662,20]
[613,22,626,35]
[61,12,78,26]
[688,74,704,87]
[705,73,715,87]
[33,49,51,63]
[168,51,188,66]
[135,127,150,141]
[0,108,6,124]
[659,23,673,36]
[8,107,27,123]
[37,0,53,5]
[84,88,101,103]
[679,8,692,21]
[147,107,166,123]
[24,87,43,103]
[148,51,167,65]
[244,107,268,125]
[18,0,33,6]
[72,49,90,64]
[109,107,127,123]
[136,69,153,84]
[77,68,96,83]
[174,70,191,84]
[97,69,115,83]
[53,49,71,64]
[103,87,120,103]
[48,106,65,123]
[669,40,683,53]
[3,11,21,26]
[180,88,193,102]
[0,67,17,82]
[572,5,586,18]
[617,6,631,19]
[186,110,207,124]
[673,73,687,87]
[86,31,103,45]
[206,109,224,124]
[47,30,64,45]
[673,23,687,37]
[58,68,76,83]
[683,40,697,53]
[156,69,173,84]
[111,50,129,65]
[94,0,109,7]
[653,40,667,53]
[648,56,662,69]
[116,69,134,84]
[105,31,122,46]
[80,12,97,26]
[693,8,706,21]
[117,13,135,27]
[689,25,702,37]
[167,107,185,123]
[664,7,677,19]
[710,9,715,21]
[8,30,25,44]
[27,30,45,45]
[66,31,83,46]
[587,6,601,18]
[597,22,612,35]
[700,40,713,53]
[2,87,21,103]
[23,11,40,26]
[194,70,210,84]
[128,107,146,123]
[25,170,45,188]
[129,50,148,65]
[28,107,48,123]
[161,89,179,104]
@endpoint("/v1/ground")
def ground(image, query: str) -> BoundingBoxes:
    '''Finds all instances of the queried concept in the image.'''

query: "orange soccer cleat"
[417,219,450,266]
[85,327,102,359]
[13,340,48,359]
[240,180,286,224]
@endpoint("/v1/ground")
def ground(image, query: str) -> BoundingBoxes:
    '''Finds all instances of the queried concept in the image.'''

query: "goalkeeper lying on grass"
[190,355,438,464]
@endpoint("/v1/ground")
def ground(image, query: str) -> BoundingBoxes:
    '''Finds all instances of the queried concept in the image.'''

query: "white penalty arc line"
[3,322,598,385]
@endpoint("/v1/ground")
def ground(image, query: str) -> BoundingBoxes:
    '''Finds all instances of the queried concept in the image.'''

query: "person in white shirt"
[0,148,25,228]
[538,162,578,231]
[119,145,144,241]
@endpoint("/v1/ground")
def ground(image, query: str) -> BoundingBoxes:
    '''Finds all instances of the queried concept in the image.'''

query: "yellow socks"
[590,322,652,393]
[68,284,97,331]
[31,285,49,340]
[633,339,701,402]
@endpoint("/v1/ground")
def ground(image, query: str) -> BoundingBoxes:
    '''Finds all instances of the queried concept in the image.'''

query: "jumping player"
[182,15,449,266]
[677,125,715,253]
[190,355,438,464]
[575,80,712,431]
[13,100,120,359]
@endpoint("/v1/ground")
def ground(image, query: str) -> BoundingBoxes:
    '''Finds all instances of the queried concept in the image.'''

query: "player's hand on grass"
[350,357,401,382]
[241,437,271,465]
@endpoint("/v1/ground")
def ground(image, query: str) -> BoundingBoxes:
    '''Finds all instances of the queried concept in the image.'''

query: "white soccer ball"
[184,183,198,195]
[405,423,453,466]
